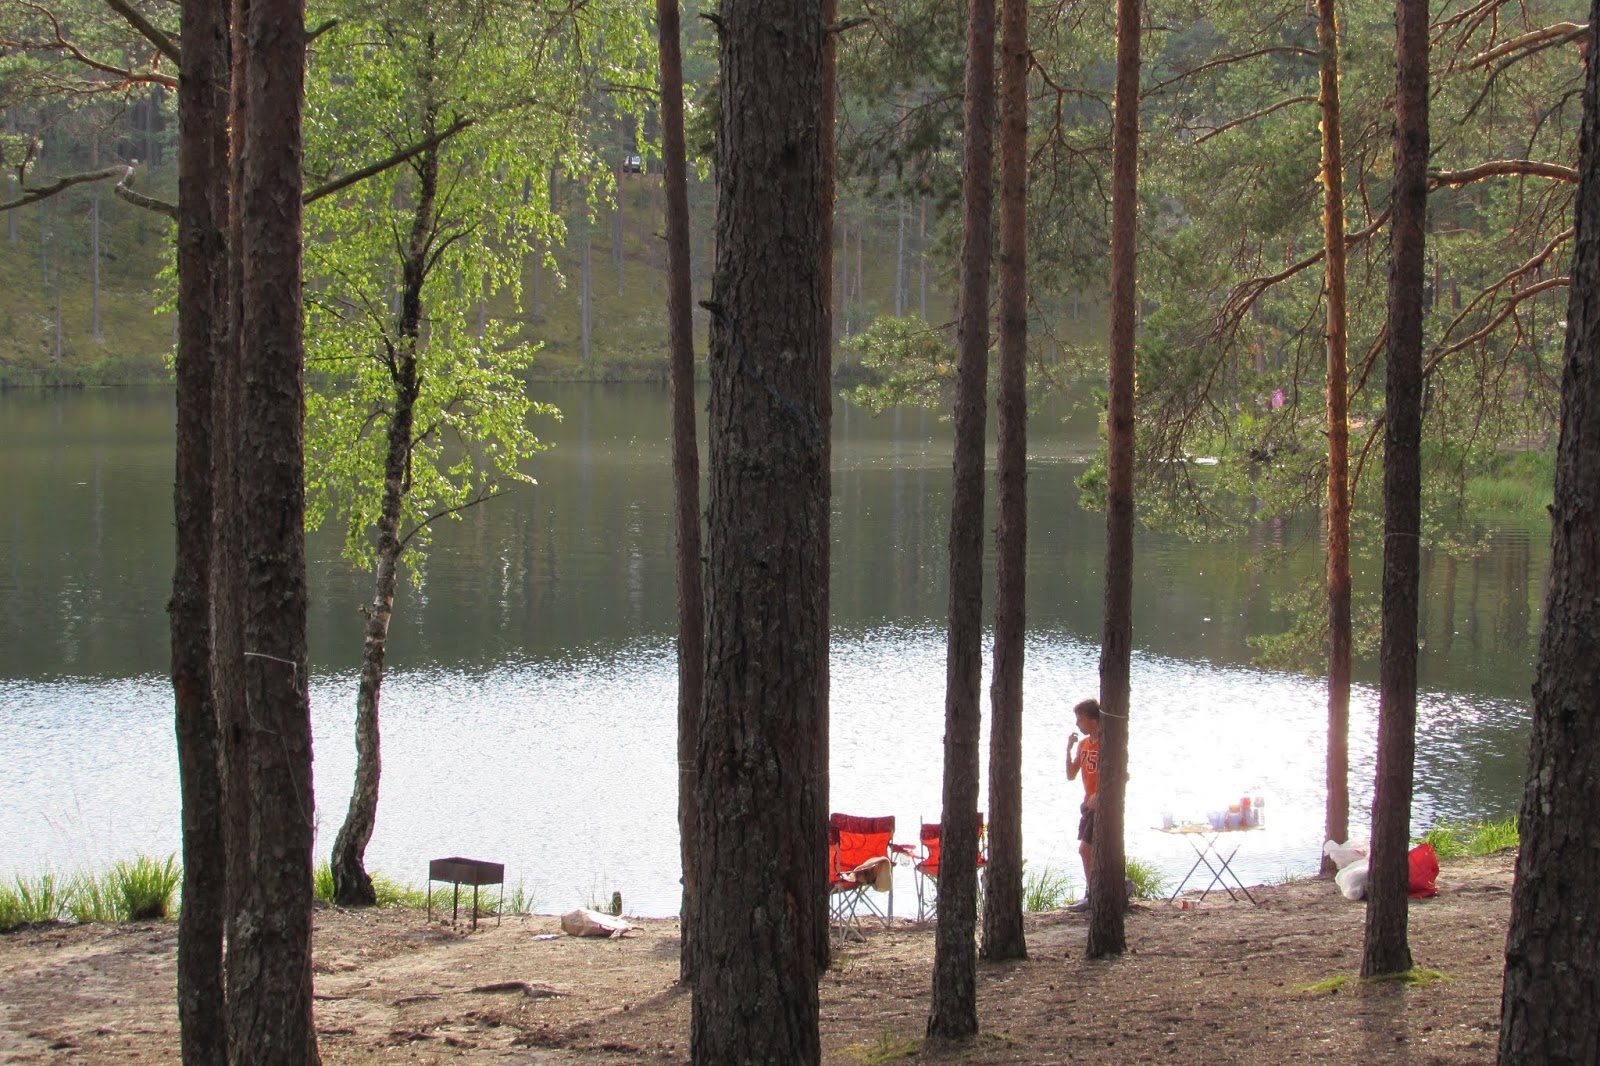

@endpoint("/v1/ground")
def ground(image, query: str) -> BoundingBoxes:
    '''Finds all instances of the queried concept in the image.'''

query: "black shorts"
[1078,802,1095,843]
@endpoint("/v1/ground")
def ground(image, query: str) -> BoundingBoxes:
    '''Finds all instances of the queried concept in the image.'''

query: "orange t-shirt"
[1076,735,1100,800]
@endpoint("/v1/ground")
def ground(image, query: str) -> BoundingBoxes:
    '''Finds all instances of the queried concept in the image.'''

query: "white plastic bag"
[1322,838,1369,870]
[1333,858,1369,900]
[560,908,635,938]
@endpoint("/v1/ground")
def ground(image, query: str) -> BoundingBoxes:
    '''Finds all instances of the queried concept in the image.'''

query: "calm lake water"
[0,384,1545,915]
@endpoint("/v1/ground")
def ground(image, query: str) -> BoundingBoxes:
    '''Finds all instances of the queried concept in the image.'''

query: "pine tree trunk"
[90,137,101,342]
[919,200,928,320]
[690,2,827,1059]
[982,0,1028,964]
[1361,0,1428,980]
[855,225,863,316]
[531,244,543,320]
[613,168,625,296]
[1088,0,1140,961]
[229,0,319,1058]
[928,0,993,1036]
[656,0,705,985]
[815,0,838,977]
[218,4,253,1054]
[1497,7,1600,1058]
[895,198,906,317]
[580,227,592,361]
[5,109,16,245]
[839,216,850,337]
[1318,0,1352,877]
[53,265,63,361]
[174,0,231,1056]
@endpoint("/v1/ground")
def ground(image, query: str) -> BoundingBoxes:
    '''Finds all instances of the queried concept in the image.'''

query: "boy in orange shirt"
[1065,697,1101,912]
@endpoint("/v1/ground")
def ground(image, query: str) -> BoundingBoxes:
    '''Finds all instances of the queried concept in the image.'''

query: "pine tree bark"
[928,0,993,1036]
[5,110,16,245]
[173,0,231,1057]
[90,136,101,341]
[919,200,928,319]
[580,227,592,360]
[1361,0,1428,980]
[218,3,253,1053]
[814,0,837,978]
[228,0,318,1058]
[981,0,1028,964]
[1088,0,1139,961]
[613,155,625,296]
[656,0,705,985]
[1497,6,1600,1058]
[1317,0,1352,877]
[690,0,827,1059]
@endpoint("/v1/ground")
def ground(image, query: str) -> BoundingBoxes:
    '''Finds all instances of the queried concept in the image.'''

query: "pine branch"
[1467,21,1585,69]
[1430,159,1577,185]
[0,164,132,211]
[108,166,177,218]
[101,0,181,66]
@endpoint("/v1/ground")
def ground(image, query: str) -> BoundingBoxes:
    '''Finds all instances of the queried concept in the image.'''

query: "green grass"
[1301,974,1353,994]
[1418,824,1468,859]
[314,861,336,903]
[314,862,430,908]
[1465,449,1555,515]
[0,873,69,931]
[372,873,429,909]
[581,879,625,916]
[3,857,177,929]
[845,1029,921,1063]
[1022,863,1073,912]
[499,880,537,916]
[1124,856,1167,901]
[110,854,180,920]
[1368,967,1453,987]
[1415,816,1519,858]
[1467,819,1520,854]
[66,870,121,923]
[1301,969,1452,995]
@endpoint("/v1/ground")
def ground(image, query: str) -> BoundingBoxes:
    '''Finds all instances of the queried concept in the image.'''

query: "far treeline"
[3,0,1597,1064]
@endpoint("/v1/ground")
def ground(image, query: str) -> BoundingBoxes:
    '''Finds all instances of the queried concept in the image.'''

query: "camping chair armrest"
[888,842,918,864]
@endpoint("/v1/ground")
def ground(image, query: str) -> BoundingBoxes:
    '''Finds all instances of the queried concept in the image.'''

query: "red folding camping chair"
[910,813,987,922]
[827,813,897,940]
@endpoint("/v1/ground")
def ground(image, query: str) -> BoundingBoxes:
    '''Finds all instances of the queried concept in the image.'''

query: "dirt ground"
[0,853,1515,1064]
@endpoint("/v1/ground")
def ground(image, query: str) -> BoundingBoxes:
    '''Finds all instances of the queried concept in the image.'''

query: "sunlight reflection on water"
[0,630,1526,916]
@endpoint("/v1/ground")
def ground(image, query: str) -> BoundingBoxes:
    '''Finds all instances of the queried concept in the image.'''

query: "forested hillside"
[2,0,1579,504]
[0,152,960,383]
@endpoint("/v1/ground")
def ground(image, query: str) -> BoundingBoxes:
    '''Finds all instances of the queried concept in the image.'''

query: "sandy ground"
[0,853,1515,1064]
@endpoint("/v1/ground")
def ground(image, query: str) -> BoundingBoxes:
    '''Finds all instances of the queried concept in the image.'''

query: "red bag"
[1407,843,1439,898]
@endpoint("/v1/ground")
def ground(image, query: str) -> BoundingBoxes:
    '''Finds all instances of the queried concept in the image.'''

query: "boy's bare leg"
[1069,839,1094,910]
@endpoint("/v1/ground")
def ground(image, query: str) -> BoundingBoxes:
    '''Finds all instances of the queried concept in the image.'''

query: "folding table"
[1157,825,1260,905]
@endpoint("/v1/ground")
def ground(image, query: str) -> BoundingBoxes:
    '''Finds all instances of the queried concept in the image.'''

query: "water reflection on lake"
[0,385,1543,915]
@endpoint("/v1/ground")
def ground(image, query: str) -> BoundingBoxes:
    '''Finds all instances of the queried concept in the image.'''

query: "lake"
[0,383,1545,915]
